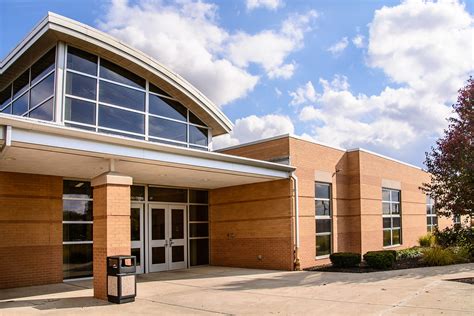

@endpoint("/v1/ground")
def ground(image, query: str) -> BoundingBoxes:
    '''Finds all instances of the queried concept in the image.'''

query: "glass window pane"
[131,248,141,267]
[98,105,144,134]
[67,46,98,75]
[316,219,331,234]
[391,190,400,202]
[392,203,400,215]
[152,247,165,264]
[171,209,184,239]
[393,229,401,245]
[63,200,93,221]
[426,194,431,205]
[149,116,187,142]
[433,216,438,225]
[63,244,92,279]
[189,190,208,204]
[13,70,29,99]
[30,73,55,107]
[131,207,141,241]
[383,217,391,229]
[189,223,209,238]
[426,205,431,215]
[189,111,205,126]
[316,200,330,216]
[1,104,11,114]
[31,48,55,85]
[65,97,96,125]
[382,189,391,201]
[99,80,145,111]
[12,92,29,116]
[149,83,171,97]
[382,202,390,215]
[66,72,97,100]
[0,85,11,109]
[172,246,185,262]
[151,208,165,240]
[99,59,145,89]
[427,217,432,226]
[190,238,209,266]
[189,125,208,146]
[63,223,92,242]
[316,183,330,199]
[131,185,145,201]
[29,98,54,121]
[189,205,208,221]
[383,230,392,246]
[63,180,92,199]
[149,94,186,121]
[316,234,331,256]
[148,187,187,202]
[392,217,401,228]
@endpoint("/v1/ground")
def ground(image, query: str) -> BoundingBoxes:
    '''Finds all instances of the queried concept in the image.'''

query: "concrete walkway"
[0,264,473,315]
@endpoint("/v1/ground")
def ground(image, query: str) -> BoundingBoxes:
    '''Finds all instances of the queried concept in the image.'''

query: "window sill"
[383,244,401,249]
[315,255,330,260]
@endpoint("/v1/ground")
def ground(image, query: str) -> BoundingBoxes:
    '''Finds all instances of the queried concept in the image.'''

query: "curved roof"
[0,12,233,136]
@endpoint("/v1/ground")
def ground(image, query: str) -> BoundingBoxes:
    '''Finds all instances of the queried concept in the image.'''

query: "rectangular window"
[315,182,332,257]
[382,188,402,247]
[189,190,209,266]
[426,195,437,232]
[63,180,93,280]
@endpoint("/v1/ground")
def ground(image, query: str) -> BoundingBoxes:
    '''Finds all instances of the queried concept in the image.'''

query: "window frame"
[382,188,402,247]
[315,182,332,258]
[426,195,437,232]
[62,45,210,150]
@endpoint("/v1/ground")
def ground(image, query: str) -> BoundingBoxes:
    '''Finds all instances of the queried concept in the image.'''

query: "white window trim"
[315,182,332,259]
[382,188,402,247]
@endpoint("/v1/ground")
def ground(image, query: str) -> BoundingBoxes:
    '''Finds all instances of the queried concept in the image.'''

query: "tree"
[422,77,474,219]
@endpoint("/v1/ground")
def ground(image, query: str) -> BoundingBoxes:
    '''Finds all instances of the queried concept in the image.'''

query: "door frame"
[145,203,188,273]
[131,203,145,274]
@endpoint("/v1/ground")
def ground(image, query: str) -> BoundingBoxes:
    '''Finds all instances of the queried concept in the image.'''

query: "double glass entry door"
[131,203,187,273]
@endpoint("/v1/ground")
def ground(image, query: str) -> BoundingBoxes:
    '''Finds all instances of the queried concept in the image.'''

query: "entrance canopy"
[0,116,294,188]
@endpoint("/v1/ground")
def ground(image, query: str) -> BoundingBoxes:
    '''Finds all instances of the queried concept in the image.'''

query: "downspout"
[0,126,12,158]
[291,171,301,270]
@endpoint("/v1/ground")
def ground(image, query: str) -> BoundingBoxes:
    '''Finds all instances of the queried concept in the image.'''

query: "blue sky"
[1,0,473,167]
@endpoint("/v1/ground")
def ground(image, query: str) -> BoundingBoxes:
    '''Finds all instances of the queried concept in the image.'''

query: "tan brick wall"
[221,137,290,162]
[0,172,63,289]
[92,184,131,300]
[210,179,294,270]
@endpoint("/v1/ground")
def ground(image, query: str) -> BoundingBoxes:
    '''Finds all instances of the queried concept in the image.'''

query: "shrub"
[450,246,472,263]
[363,250,396,269]
[396,247,423,260]
[422,247,456,266]
[418,233,435,247]
[434,226,474,248]
[329,252,361,268]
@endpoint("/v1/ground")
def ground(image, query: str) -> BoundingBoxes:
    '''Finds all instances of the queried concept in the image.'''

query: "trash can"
[107,255,137,304]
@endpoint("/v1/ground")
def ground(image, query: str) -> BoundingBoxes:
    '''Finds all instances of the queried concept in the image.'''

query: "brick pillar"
[91,172,132,300]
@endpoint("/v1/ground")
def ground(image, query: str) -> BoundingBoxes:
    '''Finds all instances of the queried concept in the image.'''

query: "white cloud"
[246,0,283,11]
[275,87,282,97]
[327,37,349,55]
[99,1,316,106]
[352,34,364,48]
[295,0,473,154]
[213,114,294,149]
[289,81,317,105]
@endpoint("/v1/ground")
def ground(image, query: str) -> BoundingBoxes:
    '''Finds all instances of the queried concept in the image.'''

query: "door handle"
[169,238,174,246]
[164,240,169,247]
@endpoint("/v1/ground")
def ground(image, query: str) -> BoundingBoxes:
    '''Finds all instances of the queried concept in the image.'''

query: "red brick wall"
[0,172,63,289]
[210,179,294,270]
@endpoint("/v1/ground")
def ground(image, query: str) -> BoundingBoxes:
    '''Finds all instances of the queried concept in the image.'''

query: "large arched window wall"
[63,46,210,150]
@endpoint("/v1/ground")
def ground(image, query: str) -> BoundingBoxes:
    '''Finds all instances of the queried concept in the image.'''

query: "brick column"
[91,172,132,300]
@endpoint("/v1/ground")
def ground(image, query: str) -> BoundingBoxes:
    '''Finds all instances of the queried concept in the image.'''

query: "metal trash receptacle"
[107,255,136,304]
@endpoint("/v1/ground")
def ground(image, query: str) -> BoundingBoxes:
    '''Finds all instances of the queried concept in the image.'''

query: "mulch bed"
[305,258,427,273]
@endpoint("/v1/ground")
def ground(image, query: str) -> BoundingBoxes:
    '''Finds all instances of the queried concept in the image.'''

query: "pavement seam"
[137,297,232,315]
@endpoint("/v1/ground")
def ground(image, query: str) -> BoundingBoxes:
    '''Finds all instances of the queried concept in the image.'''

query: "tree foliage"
[422,77,474,218]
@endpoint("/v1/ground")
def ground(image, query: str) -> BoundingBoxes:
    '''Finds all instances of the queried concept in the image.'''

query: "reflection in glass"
[189,112,205,126]
[189,223,208,238]
[190,239,209,266]
[382,189,391,201]
[148,187,187,203]
[30,73,55,107]
[63,223,93,242]
[149,95,187,121]
[172,209,184,239]
[99,80,145,111]
[316,219,331,234]
[151,209,165,240]
[12,92,28,115]
[152,247,166,264]
[383,230,392,247]
[63,244,93,279]
[316,183,330,199]
[131,207,141,241]
[131,186,145,201]
[189,205,208,221]
[31,48,55,85]
[149,83,171,97]
[65,97,96,125]
[98,105,144,134]
[13,70,29,99]
[63,180,93,199]
[63,200,93,221]
[189,190,208,204]
[29,98,54,121]
[172,246,184,262]
[149,116,187,142]
[316,200,330,216]
[67,46,98,75]
[66,72,97,100]
[100,59,145,89]
[316,235,330,257]
[0,85,11,109]
[189,125,208,146]
[131,248,141,267]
